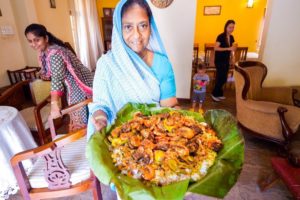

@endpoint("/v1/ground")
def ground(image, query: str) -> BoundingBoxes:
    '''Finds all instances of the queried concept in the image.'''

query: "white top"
[0,106,37,200]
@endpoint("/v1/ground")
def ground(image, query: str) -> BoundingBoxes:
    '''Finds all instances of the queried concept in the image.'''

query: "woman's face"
[122,4,151,54]
[26,32,49,52]
[226,23,235,34]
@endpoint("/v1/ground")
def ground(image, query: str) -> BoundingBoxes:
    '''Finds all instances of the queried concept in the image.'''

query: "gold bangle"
[94,115,107,121]
[51,100,59,105]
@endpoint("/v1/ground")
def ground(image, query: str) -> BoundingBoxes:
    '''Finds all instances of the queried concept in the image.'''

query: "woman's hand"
[160,97,180,109]
[92,111,108,132]
[50,101,61,118]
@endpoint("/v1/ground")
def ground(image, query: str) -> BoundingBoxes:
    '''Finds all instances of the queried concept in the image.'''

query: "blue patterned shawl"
[87,0,168,138]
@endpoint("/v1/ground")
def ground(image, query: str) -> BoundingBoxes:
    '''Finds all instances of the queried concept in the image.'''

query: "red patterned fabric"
[272,157,300,199]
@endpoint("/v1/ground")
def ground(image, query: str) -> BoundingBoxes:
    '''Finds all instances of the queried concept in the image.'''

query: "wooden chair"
[204,45,215,68]
[0,80,31,110]
[19,79,52,145]
[193,43,199,66]
[203,45,216,88]
[7,66,40,85]
[10,98,103,200]
[234,47,248,62]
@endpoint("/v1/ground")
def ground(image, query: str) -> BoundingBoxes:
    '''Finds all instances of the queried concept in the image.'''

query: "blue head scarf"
[88,0,169,139]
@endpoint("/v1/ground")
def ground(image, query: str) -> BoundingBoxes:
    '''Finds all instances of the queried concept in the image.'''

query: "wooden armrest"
[48,98,92,139]
[10,128,86,166]
[60,98,92,116]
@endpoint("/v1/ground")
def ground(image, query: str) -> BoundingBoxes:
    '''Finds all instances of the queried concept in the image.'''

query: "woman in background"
[211,20,236,102]
[25,23,93,131]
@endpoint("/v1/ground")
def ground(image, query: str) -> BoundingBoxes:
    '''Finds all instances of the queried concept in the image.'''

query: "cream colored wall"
[0,0,26,86]
[149,0,197,99]
[33,0,74,48]
[11,0,38,66]
[260,0,300,86]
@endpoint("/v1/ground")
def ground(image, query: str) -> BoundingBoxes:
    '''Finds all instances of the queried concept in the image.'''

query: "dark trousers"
[212,62,229,97]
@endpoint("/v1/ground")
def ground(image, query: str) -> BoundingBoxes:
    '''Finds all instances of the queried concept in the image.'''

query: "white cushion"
[27,135,90,188]
[20,105,50,131]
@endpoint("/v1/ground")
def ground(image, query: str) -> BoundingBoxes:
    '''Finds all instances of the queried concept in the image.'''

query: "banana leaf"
[86,103,244,200]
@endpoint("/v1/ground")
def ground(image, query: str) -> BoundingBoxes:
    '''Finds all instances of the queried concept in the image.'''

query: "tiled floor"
[9,88,293,200]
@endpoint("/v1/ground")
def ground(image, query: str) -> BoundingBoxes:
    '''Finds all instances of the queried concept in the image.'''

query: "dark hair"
[121,0,153,23]
[197,62,206,70]
[224,20,235,34]
[24,23,66,48]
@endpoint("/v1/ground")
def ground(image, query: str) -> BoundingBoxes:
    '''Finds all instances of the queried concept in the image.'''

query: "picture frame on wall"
[103,8,112,17]
[204,6,221,16]
[50,0,56,9]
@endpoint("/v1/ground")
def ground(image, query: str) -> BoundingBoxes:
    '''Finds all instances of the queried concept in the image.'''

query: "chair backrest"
[29,79,51,105]
[193,43,199,65]
[10,98,102,200]
[7,66,40,85]
[235,47,248,62]
[204,45,215,68]
[235,61,267,100]
[0,80,30,110]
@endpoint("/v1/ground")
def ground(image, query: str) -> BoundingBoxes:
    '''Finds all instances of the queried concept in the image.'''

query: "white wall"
[149,0,197,99]
[0,0,26,86]
[260,0,300,86]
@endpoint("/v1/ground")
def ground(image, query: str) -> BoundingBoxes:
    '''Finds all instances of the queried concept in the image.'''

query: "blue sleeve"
[87,59,114,140]
[160,59,176,100]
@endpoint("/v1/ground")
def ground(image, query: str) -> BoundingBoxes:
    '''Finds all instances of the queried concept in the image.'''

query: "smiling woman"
[121,3,152,65]
[88,0,178,139]
[24,24,93,131]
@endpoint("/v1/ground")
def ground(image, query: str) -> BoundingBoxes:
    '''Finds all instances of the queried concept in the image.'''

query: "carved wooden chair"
[7,66,40,85]
[19,79,52,145]
[193,43,199,66]
[234,47,248,62]
[10,98,102,200]
[0,79,59,145]
[0,80,31,110]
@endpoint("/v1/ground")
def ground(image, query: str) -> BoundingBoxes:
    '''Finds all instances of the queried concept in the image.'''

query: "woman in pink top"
[25,23,93,131]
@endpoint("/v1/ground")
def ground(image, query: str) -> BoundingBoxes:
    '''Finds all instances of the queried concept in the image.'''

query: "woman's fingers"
[92,117,107,131]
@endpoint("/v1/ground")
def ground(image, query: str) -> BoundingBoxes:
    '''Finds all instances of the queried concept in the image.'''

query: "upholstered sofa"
[234,61,300,165]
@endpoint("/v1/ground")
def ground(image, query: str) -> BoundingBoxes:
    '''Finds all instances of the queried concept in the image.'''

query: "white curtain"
[69,0,104,71]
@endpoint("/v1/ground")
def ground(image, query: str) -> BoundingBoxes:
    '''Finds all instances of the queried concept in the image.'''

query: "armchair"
[234,61,300,144]
[10,99,102,200]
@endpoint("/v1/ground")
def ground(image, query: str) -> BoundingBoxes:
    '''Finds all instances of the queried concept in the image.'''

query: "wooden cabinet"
[102,17,113,51]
